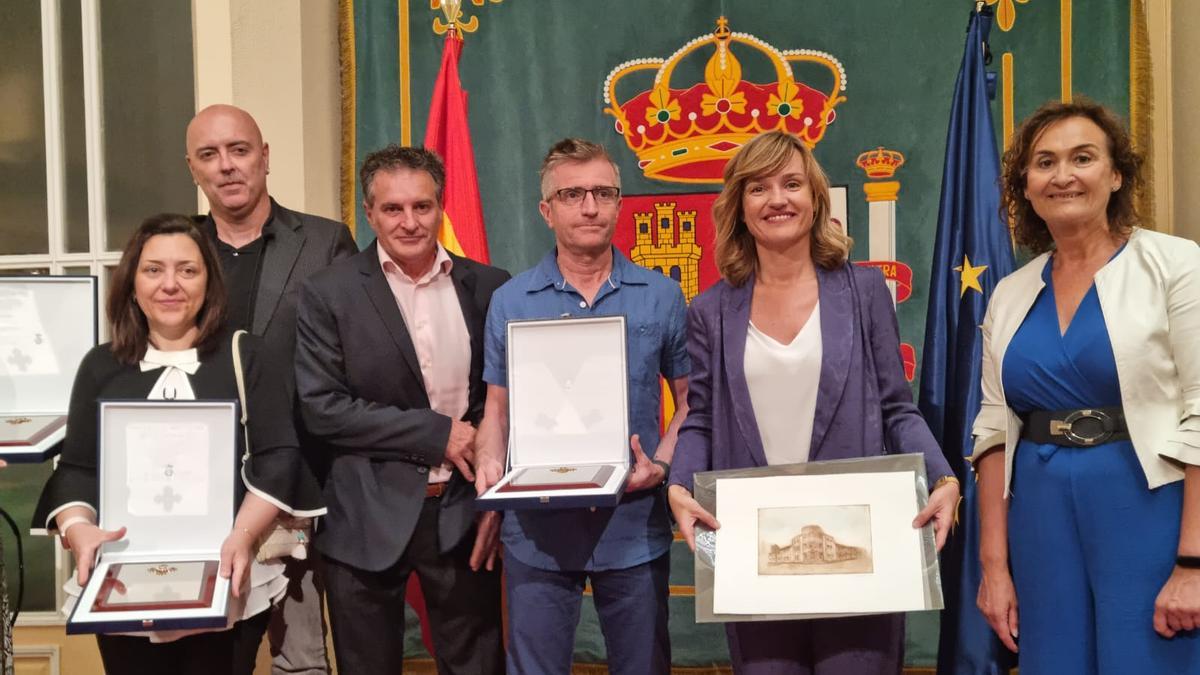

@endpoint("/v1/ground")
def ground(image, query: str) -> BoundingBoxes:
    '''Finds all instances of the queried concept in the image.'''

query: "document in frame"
[712,471,925,616]
[125,421,211,517]
[0,286,59,376]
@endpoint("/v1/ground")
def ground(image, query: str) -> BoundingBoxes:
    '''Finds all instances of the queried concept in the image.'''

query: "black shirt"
[201,206,275,332]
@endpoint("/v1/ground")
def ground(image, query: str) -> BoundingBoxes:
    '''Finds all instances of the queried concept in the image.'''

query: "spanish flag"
[424,30,491,263]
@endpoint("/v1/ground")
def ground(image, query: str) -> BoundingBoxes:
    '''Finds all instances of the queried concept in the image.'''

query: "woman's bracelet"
[57,516,94,549]
[932,475,961,492]
[1176,555,1200,569]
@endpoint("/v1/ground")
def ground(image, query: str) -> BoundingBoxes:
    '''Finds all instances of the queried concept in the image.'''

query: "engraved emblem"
[5,417,32,425]
[550,467,576,474]
[147,564,178,577]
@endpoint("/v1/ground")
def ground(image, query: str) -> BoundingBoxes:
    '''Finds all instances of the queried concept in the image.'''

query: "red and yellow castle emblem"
[603,17,847,183]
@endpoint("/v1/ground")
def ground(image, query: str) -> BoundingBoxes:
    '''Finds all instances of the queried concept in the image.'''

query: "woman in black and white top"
[34,213,324,675]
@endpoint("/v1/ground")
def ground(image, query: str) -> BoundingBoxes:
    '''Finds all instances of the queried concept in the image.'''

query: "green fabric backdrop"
[0,2,1131,665]
[343,0,1133,668]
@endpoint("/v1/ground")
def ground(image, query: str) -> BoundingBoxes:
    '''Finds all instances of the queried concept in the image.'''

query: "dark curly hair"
[1001,98,1144,253]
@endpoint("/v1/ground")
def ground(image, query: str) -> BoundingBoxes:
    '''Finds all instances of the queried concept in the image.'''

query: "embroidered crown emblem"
[855,147,906,179]
[603,17,847,183]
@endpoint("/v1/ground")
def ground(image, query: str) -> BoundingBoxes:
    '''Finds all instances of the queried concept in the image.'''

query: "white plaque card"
[713,471,925,616]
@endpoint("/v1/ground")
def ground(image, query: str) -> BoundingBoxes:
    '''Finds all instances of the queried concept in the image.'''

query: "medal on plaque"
[0,415,66,447]
[91,561,220,613]
[497,464,617,493]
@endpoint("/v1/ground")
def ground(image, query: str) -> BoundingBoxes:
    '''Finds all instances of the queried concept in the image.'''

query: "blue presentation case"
[476,316,631,511]
[66,400,238,634]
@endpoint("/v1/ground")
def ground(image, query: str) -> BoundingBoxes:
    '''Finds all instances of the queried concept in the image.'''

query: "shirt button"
[590,507,597,512]
[232,252,239,257]
[578,300,586,308]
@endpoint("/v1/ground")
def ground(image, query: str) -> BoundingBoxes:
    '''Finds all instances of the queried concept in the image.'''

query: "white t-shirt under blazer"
[744,302,822,465]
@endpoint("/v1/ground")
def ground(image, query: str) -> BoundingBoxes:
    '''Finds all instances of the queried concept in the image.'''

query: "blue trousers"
[1009,440,1200,674]
[504,552,671,675]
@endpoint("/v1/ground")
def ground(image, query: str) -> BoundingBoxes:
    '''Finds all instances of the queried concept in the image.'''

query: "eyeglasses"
[550,186,621,206]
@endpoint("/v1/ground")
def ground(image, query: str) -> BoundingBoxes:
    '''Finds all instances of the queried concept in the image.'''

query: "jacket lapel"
[356,250,424,386]
[992,254,1047,369]
[252,203,303,335]
[448,255,483,412]
[808,264,853,457]
[722,279,768,467]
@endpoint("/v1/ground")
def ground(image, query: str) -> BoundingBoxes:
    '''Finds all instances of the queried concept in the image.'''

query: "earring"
[1112,185,1119,192]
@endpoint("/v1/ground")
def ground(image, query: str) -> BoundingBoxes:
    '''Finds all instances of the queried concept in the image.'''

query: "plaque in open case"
[476,316,630,510]
[67,400,238,634]
[0,275,98,462]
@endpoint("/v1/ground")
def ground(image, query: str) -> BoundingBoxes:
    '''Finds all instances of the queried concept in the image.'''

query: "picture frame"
[691,453,943,622]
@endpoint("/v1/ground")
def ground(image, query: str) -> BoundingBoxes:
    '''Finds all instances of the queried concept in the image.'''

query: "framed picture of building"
[758,505,873,576]
[690,453,943,622]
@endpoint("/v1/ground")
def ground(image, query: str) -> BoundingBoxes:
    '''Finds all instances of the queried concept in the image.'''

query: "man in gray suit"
[294,145,506,675]
[186,104,357,675]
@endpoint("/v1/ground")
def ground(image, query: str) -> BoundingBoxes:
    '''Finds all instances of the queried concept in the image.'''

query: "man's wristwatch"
[651,459,671,485]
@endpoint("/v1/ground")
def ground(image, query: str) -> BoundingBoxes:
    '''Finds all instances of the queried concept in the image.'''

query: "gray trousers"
[268,557,330,675]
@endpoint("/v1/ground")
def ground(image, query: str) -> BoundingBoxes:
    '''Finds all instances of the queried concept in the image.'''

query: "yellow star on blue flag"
[953,255,988,297]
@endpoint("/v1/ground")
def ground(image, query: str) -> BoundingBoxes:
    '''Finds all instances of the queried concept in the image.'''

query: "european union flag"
[918,6,1017,674]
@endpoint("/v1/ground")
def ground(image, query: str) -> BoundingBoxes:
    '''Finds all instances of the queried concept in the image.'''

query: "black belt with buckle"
[1020,406,1129,447]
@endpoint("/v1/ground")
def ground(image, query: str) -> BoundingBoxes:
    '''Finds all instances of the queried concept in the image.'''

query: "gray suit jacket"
[295,247,510,571]
[250,200,358,364]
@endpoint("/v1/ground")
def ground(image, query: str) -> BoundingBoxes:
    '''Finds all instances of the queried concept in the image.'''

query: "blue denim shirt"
[483,247,689,571]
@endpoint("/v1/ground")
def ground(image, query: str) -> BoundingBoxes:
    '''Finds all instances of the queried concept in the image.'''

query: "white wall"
[191,0,340,221]
[1170,1,1200,242]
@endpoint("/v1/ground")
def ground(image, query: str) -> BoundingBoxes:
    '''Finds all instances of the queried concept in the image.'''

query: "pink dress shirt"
[378,242,471,483]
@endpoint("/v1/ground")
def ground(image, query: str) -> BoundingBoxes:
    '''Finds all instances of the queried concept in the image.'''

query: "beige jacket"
[970,227,1200,495]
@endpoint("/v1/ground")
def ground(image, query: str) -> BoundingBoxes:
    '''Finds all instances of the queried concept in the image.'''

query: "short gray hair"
[538,138,621,200]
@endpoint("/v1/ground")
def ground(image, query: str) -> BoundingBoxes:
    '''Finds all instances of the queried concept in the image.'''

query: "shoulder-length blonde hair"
[712,131,851,287]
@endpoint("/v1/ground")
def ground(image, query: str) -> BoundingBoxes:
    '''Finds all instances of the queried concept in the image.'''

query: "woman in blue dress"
[972,99,1200,673]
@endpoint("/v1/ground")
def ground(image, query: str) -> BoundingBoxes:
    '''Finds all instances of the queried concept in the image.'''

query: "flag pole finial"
[432,0,502,36]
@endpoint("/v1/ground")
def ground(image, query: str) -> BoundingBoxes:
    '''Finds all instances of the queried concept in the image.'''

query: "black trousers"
[323,496,505,675]
[96,608,269,675]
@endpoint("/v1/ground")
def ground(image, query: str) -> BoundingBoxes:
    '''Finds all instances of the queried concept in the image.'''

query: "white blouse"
[745,302,822,465]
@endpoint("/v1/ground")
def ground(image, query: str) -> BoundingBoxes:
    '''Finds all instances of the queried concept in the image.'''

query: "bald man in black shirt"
[187,104,356,675]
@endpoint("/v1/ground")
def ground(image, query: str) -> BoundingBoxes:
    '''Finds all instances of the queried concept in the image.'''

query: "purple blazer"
[671,263,952,492]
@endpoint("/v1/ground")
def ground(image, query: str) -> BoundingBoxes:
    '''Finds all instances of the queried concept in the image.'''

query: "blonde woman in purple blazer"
[667,131,960,674]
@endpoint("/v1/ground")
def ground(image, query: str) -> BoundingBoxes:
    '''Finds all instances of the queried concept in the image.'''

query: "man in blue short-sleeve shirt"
[476,138,689,675]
